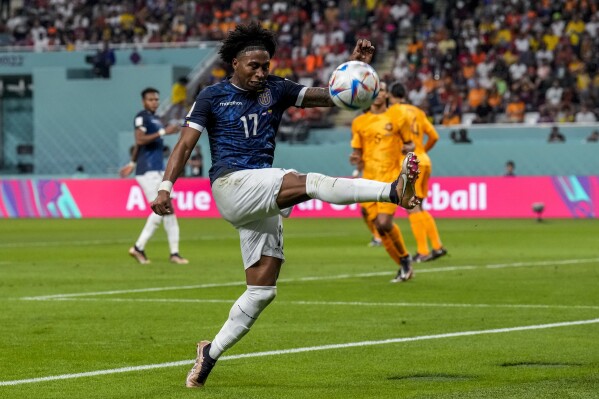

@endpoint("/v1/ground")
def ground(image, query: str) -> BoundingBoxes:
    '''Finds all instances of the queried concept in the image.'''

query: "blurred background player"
[351,144,382,247]
[350,82,415,282]
[119,87,189,265]
[363,206,382,247]
[388,82,447,262]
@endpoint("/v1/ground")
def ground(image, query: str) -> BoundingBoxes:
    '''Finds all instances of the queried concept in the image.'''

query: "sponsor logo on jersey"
[258,89,272,106]
[219,101,243,106]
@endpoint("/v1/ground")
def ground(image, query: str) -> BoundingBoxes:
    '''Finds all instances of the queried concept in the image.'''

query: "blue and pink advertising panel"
[0,177,597,219]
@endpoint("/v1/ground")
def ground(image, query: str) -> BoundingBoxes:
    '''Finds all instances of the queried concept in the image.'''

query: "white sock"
[163,214,180,254]
[305,173,392,204]
[135,212,162,250]
[209,285,277,359]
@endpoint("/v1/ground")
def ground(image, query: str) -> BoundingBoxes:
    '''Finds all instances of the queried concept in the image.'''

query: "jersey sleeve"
[134,114,147,132]
[279,79,307,109]
[184,89,212,134]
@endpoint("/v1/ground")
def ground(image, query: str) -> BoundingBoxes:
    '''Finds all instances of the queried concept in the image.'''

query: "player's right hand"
[151,191,173,215]
[119,163,135,177]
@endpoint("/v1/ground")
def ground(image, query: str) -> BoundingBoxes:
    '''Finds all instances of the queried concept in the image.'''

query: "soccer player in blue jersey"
[150,22,420,387]
[120,87,189,265]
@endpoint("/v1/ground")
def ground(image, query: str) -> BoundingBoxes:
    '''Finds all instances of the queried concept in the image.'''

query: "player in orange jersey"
[350,82,416,282]
[388,82,447,262]
[350,163,383,247]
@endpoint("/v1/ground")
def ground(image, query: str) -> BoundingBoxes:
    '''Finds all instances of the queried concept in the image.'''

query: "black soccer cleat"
[431,247,448,260]
[391,254,414,283]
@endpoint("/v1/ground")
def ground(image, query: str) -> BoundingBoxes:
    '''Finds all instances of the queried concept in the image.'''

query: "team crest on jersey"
[258,89,272,106]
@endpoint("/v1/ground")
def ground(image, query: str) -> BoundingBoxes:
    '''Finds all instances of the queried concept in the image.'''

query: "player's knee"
[305,172,327,198]
[278,172,310,208]
[375,219,393,234]
[247,285,277,310]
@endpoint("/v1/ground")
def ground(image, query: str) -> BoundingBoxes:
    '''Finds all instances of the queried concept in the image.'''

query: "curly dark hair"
[219,22,277,64]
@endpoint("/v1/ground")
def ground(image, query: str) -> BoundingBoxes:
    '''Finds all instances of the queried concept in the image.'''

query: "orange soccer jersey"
[351,109,410,217]
[390,103,439,199]
[351,109,410,183]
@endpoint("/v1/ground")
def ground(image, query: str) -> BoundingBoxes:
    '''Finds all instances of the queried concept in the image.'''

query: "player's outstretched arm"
[302,87,334,107]
[301,39,376,108]
[151,126,201,215]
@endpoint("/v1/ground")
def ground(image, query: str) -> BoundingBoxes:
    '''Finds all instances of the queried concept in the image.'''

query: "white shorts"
[136,171,175,202]
[212,168,296,268]
[136,171,163,202]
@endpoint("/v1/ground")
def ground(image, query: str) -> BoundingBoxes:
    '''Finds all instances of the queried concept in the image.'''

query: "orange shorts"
[361,201,398,221]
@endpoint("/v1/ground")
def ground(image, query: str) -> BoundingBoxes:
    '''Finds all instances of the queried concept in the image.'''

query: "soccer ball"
[328,61,380,111]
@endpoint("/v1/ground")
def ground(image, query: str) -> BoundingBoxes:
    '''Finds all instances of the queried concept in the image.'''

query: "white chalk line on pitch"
[41,297,599,310]
[1,317,598,387]
[19,257,599,301]
[0,231,352,249]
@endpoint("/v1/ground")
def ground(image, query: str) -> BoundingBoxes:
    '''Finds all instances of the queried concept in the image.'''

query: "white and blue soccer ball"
[328,61,380,111]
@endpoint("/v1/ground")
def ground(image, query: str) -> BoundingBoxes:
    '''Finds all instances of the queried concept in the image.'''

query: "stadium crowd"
[1,0,599,125]
[390,0,599,125]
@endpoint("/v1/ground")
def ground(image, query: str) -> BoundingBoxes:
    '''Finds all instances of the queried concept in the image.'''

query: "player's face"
[231,50,270,91]
[373,82,388,106]
[143,92,160,112]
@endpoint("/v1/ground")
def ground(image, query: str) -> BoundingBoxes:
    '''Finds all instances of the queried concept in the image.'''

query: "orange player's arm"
[421,115,439,152]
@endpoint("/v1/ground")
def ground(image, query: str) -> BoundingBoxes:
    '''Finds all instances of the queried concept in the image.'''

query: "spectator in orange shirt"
[505,94,526,123]
[467,81,487,111]
[407,34,423,56]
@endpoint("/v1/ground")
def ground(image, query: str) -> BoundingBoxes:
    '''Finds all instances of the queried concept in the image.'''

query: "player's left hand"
[350,39,375,64]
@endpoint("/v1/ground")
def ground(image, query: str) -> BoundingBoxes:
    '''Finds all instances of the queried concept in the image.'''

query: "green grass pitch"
[1,217,598,398]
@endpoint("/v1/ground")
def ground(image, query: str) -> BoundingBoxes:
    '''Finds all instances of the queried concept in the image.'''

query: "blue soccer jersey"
[184,76,307,182]
[134,110,165,175]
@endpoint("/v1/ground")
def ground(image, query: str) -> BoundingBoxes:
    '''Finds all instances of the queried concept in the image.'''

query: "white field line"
[40,297,599,310]
[0,231,351,249]
[19,257,599,301]
[1,317,598,387]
